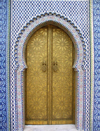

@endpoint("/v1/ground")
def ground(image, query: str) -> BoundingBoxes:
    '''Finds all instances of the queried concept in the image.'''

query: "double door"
[25,25,75,125]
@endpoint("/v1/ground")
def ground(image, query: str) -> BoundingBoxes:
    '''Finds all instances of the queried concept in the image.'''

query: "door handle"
[53,61,58,72]
[42,61,47,72]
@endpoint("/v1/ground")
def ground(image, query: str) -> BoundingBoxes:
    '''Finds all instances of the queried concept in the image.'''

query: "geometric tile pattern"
[0,0,100,131]
[10,0,90,131]
[93,0,100,131]
[0,0,9,131]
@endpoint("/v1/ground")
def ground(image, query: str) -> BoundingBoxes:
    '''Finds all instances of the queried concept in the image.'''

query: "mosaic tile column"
[0,0,10,131]
[93,0,100,131]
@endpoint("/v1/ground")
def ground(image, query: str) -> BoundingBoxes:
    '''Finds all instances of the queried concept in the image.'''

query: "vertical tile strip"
[90,0,94,131]
[0,0,9,130]
[93,0,100,130]
[7,0,10,130]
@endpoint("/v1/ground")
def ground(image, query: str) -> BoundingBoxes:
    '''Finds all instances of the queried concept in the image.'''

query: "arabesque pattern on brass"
[52,28,73,121]
[25,28,48,124]
[25,25,75,125]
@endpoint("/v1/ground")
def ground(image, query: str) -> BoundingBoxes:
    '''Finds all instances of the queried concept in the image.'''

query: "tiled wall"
[10,0,90,131]
[0,0,100,131]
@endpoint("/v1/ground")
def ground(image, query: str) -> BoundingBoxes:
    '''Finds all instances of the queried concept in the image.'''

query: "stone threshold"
[24,124,78,131]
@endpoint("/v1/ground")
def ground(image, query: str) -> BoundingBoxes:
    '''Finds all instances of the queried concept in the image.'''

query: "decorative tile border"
[93,0,100,131]
[0,0,10,131]
[13,0,89,1]
[90,0,94,131]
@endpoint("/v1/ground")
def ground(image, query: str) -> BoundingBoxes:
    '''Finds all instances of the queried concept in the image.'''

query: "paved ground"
[24,125,78,131]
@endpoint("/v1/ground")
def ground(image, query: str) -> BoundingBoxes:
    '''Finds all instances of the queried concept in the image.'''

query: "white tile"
[24,125,78,131]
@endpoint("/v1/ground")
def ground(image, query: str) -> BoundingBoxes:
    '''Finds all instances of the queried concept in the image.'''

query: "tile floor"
[24,125,78,131]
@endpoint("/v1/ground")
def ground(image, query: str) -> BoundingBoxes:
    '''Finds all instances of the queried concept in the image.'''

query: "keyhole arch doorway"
[25,24,75,125]
[15,15,84,131]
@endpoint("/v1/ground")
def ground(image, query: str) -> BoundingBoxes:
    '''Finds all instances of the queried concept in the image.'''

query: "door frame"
[12,13,87,131]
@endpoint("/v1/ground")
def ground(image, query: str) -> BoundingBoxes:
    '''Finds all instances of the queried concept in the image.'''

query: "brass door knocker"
[42,61,47,72]
[53,61,58,72]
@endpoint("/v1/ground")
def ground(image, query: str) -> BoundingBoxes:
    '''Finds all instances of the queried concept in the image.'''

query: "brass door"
[25,25,75,125]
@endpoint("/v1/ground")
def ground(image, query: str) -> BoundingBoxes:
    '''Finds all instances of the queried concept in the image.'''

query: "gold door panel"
[25,27,48,124]
[52,28,73,124]
[25,25,75,125]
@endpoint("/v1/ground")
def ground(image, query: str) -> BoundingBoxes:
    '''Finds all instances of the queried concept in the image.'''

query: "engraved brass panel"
[25,25,75,125]
[25,27,48,124]
[52,28,73,124]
